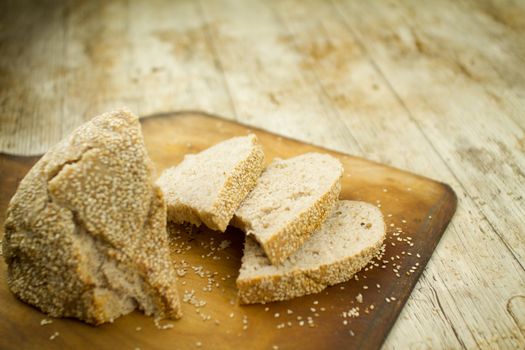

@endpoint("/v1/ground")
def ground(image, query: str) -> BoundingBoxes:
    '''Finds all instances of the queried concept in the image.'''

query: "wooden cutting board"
[0,112,457,350]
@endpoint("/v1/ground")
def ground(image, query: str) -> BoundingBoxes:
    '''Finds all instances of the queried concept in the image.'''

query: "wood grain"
[0,112,456,350]
[1,0,524,348]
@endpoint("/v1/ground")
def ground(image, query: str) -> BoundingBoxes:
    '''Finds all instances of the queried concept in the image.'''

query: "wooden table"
[0,0,524,349]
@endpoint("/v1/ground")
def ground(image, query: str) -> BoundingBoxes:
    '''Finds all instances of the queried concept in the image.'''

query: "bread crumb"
[218,240,231,251]
[196,341,202,347]
[135,326,142,331]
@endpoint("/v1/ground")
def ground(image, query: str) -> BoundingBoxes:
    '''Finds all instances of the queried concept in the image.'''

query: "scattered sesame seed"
[356,294,363,303]
[40,319,53,326]
[49,332,59,340]
[274,313,280,318]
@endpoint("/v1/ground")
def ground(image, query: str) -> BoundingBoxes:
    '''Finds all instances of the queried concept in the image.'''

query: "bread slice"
[237,200,386,304]
[2,109,181,325]
[232,153,343,265]
[157,134,264,232]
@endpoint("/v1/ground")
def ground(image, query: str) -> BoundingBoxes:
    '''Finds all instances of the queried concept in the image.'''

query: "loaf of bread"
[232,153,343,265]
[2,109,181,325]
[157,134,264,232]
[237,200,386,304]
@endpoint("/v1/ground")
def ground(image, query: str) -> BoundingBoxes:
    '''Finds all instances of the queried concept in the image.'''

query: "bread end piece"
[3,108,181,324]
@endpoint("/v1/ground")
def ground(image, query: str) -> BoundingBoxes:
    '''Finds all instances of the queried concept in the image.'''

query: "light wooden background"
[0,0,524,349]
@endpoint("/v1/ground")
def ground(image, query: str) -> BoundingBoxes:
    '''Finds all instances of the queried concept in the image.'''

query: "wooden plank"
[329,1,525,348]
[197,0,363,155]
[0,112,457,350]
[0,0,233,155]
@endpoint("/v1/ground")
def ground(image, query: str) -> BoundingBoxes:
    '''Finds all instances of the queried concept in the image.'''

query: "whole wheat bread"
[237,200,386,304]
[2,109,181,325]
[232,153,343,265]
[157,134,264,232]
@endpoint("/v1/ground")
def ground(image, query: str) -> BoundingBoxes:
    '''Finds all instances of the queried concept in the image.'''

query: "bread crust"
[2,109,181,324]
[237,239,384,304]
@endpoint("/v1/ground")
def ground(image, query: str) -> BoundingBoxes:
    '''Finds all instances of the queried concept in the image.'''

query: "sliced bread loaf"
[237,200,386,304]
[157,134,264,232]
[232,153,343,265]
[3,109,181,324]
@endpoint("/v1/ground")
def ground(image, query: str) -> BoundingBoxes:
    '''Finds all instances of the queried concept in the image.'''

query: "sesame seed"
[356,294,363,303]
[40,319,53,326]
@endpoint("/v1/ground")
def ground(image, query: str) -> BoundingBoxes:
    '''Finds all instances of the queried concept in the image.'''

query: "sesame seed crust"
[237,201,386,304]
[2,108,181,325]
